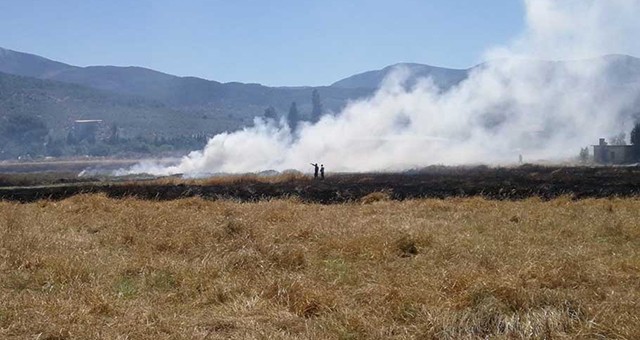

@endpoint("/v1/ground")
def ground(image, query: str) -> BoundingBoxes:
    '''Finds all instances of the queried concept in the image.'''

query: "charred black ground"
[1,164,640,203]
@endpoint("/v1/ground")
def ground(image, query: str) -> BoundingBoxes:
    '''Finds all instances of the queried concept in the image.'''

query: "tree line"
[263,89,324,133]
[0,112,210,160]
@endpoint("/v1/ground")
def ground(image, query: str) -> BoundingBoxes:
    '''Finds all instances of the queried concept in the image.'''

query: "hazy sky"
[0,0,524,86]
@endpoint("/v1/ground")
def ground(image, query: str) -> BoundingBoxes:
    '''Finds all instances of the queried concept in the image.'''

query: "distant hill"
[0,47,376,159]
[2,46,640,160]
[331,63,469,90]
[0,71,227,158]
[0,47,372,123]
[330,55,640,91]
[0,47,182,99]
[0,71,241,138]
[0,47,73,79]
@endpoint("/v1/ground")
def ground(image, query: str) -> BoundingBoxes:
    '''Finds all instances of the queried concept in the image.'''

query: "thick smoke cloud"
[123,0,640,176]
[493,0,640,61]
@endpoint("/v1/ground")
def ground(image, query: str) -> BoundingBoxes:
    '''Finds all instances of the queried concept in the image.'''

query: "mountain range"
[0,47,476,137]
[2,46,640,141]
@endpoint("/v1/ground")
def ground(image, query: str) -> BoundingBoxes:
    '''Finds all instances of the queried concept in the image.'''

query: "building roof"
[74,120,103,123]
[593,144,632,148]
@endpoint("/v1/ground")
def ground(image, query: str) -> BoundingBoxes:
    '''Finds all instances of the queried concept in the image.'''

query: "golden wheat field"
[0,194,638,339]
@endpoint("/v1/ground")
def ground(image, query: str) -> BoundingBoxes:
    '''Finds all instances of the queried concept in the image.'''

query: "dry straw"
[0,195,638,339]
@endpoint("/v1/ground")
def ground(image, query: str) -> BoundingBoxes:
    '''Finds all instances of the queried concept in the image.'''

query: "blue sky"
[0,0,524,86]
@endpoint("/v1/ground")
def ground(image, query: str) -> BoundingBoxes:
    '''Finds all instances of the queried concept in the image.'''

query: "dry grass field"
[0,194,638,339]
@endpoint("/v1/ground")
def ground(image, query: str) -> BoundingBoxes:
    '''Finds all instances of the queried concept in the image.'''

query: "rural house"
[592,138,634,164]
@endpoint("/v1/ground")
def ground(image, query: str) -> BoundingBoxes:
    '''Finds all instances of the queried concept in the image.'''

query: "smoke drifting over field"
[125,0,640,176]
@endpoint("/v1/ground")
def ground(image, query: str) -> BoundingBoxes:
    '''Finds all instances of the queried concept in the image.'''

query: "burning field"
[2,165,640,203]
[0,193,638,339]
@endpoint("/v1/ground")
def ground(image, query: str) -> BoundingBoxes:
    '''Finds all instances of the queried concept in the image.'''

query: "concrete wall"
[593,145,633,164]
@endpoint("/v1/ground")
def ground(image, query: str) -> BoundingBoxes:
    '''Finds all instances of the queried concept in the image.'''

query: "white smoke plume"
[123,0,640,176]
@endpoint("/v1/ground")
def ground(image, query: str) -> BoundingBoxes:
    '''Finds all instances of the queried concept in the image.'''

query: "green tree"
[108,123,119,144]
[311,89,323,123]
[287,102,300,132]
[579,147,589,163]
[45,136,66,157]
[2,114,48,144]
[0,114,49,157]
[631,122,640,145]
[631,122,640,160]
[263,106,278,120]
[610,132,627,145]
[66,130,77,145]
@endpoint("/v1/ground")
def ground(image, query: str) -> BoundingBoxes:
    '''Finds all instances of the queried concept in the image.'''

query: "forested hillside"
[0,72,239,159]
[3,46,640,160]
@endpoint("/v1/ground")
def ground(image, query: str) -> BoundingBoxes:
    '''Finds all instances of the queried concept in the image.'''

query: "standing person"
[320,164,325,180]
[310,163,319,178]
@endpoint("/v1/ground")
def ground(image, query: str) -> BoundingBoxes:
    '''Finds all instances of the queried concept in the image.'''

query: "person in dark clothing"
[320,164,325,180]
[310,163,319,178]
